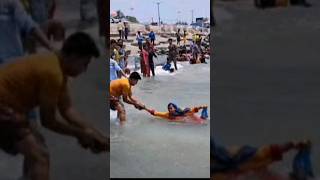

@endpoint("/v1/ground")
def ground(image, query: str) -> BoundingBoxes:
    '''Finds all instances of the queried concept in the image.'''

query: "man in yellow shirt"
[110,72,145,127]
[0,32,108,180]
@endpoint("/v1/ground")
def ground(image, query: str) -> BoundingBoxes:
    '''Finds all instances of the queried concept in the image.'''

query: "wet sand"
[213,0,320,175]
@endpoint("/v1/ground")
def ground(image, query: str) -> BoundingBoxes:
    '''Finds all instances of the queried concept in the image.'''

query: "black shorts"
[110,98,124,111]
[0,125,28,155]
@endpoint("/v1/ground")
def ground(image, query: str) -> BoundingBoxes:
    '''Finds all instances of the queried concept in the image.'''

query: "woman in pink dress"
[140,43,150,77]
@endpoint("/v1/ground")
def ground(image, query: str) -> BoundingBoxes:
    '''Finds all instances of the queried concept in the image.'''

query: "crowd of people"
[110,39,131,81]
[109,27,211,128]
[133,29,210,75]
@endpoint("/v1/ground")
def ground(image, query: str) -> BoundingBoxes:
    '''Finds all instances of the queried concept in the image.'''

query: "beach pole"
[157,2,161,27]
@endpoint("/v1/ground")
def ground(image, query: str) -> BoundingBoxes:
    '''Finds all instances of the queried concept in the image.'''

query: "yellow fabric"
[117,23,124,31]
[237,146,274,172]
[110,78,132,98]
[0,52,66,113]
[153,111,170,119]
[20,0,30,13]
[153,107,199,119]
[113,49,120,63]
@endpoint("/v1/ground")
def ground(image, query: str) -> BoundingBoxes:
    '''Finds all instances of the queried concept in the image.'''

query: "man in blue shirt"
[110,58,126,81]
[0,0,53,64]
[148,30,156,45]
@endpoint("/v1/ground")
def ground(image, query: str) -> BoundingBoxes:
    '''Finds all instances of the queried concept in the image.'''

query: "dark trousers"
[138,42,142,50]
[148,55,155,76]
[124,28,129,40]
[151,39,155,45]
[118,30,122,39]
[167,56,178,70]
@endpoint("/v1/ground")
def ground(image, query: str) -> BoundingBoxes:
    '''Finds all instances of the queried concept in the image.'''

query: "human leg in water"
[149,57,155,76]
[21,129,48,180]
[115,102,126,127]
[173,57,178,70]
[16,131,50,180]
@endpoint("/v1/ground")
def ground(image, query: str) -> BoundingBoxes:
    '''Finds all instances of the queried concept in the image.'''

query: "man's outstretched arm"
[40,103,108,152]
[57,86,109,151]
[123,94,145,110]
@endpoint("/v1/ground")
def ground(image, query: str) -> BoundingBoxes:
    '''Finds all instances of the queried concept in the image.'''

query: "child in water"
[145,103,208,124]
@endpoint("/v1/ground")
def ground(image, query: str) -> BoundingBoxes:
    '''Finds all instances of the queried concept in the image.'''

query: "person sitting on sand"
[145,103,208,124]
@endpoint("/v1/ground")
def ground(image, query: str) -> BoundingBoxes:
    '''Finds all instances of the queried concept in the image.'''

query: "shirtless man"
[0,32,108,180]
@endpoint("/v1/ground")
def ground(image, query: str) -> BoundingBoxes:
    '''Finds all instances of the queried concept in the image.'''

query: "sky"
[110,0,210,24]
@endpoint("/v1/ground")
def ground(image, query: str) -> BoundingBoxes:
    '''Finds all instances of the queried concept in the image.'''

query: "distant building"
[191,17,210,28]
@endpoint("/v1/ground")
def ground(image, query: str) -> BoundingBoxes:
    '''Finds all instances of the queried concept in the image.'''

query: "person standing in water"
[110,72,146,127]
[168,38,178,70]
[141,43,150,77]
[146,39,157,76]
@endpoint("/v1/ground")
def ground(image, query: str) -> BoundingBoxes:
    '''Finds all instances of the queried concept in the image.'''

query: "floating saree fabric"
[291,144,314,179]
[201,107,208,119]
[212,142,258,173]
[162,63,171,71]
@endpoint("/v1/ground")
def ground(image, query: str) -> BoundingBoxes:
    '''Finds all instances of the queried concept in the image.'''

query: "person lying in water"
[145,103,208,124]
[211,140,313,180]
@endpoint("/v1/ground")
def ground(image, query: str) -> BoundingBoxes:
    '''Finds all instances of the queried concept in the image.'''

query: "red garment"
[141,49,150,77]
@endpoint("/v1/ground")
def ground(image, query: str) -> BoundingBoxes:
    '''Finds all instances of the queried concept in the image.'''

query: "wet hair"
[124,68,131,75]
[142,43,147,49]
[167,103,191,117]
[62,32,100,58]
[129,72,141,80]
[110,39,117,45]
